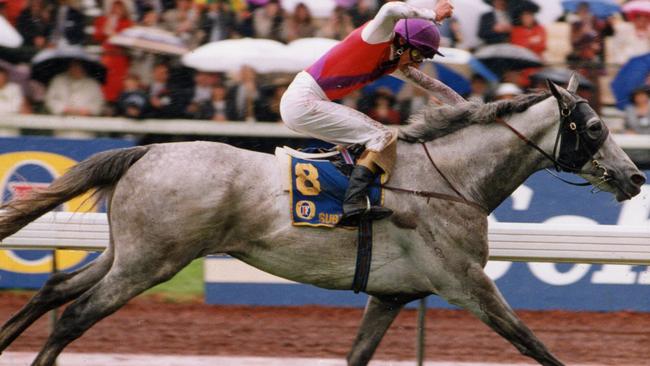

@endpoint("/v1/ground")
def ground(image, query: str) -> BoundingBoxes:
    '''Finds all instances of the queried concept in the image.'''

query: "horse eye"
[588,123,602,132]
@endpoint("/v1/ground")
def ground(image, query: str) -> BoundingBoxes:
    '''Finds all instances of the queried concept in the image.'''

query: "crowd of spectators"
[0,0,648,134]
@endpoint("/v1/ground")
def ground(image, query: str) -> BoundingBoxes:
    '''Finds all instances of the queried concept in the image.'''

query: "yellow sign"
[0,152,96,274]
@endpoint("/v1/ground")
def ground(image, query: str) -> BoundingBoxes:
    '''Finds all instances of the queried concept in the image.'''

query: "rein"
[384,144,488,214]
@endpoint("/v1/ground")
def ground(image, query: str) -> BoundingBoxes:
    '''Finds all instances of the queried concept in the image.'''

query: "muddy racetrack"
[2,292,649,365]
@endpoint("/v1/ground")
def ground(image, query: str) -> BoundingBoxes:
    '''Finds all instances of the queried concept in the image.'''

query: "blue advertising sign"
[0,136,134,289]
[205,170,650,311]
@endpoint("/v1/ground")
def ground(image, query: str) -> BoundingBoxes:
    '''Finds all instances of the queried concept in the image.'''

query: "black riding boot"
[338,165,393,226]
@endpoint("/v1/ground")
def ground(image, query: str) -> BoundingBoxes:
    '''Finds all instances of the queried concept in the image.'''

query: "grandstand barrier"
[2,212,649,263]
[0,114,648,150]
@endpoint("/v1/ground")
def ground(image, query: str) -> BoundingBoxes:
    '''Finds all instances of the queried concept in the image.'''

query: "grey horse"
[0,76,645,366]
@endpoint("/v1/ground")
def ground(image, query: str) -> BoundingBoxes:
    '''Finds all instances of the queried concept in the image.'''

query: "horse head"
[546,73,646,201]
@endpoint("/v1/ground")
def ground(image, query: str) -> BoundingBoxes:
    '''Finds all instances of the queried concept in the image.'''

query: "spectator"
[145,62,191,118]
[199,0,236,43]
[349,0,376,28]
[478,0,512,45]
[16,0,53,50]
[146,62,172,117]
[252,0,285,42]
[610,10,650,65]
[511,8,545,57]
[116,74,148,118]
[49,0,85,47]
[233,1,254,38]
[283,2,316,42]
[186,71,222,117]
[368,90,401,125]
[625,86,650,134]
[317,6,355,40]
[0,68,27,114]
[254,79,289,122]
[45,61,104,116]
[162,0,200,48]
[134,0,163,19]
[567,2,614,65]
[94,0,134,103]
[226,65,259,121]
[511,7,545,88]
[196,84,232,121]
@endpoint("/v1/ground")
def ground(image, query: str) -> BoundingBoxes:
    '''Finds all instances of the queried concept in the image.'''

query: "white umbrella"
[182,38,289,73]
[285,38,339,71]
[281,0,337,18]
[110,26,189,55]
[0,15,23,48]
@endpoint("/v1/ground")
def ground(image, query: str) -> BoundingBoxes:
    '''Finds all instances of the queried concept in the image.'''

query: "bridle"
[384,94,618,213]
[496,98,611,188]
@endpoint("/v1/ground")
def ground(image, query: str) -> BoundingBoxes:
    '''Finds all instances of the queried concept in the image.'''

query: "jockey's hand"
[434,0,454,22]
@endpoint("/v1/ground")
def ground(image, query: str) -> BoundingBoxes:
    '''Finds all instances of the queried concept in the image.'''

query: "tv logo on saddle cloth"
[0,136,133,289]
[290,156,382,227]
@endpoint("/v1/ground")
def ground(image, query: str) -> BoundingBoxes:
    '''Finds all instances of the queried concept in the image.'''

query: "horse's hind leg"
[29,248,193,366]
[347,295,406,366]
[0,248,113,354]
[440,263,563,366]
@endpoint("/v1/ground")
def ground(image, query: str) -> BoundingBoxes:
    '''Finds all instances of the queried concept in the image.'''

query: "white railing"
[0,114,648,150]
[2,212,649,265]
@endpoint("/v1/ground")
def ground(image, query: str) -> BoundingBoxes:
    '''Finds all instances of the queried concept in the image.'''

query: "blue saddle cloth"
[290,155,382,228]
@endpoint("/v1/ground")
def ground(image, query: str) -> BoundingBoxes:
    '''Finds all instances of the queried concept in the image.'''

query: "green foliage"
[145,258,204,302]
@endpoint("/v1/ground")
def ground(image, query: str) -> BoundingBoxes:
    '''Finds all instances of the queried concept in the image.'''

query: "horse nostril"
[631,173,646,186]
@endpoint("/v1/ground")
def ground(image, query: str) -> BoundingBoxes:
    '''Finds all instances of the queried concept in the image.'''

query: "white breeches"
[280,71,396,152]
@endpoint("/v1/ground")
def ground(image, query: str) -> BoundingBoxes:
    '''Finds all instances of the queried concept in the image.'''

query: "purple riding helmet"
[393,19,444,59]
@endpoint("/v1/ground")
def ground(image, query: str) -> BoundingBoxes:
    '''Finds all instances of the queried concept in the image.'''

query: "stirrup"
[339,196,393,227]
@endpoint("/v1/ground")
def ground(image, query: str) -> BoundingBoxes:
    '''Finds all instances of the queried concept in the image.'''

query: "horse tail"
[0,145,150,241]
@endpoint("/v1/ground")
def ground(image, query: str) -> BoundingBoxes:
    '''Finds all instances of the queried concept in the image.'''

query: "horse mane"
[399,91,551,142]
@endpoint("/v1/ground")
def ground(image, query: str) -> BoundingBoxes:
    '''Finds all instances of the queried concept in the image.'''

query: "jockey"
[280,0,464,226]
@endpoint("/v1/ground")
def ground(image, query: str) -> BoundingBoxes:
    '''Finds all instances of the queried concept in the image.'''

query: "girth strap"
[352,216,373,293]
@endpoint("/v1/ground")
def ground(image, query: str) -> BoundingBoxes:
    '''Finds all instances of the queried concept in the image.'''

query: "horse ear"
[547,79,571,109]
[567,72,579,94]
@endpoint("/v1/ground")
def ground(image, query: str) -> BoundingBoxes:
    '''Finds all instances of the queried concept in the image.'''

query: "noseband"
[496,99,610,186]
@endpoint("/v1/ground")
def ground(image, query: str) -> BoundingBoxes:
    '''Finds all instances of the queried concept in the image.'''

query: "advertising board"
[0,136,133,289]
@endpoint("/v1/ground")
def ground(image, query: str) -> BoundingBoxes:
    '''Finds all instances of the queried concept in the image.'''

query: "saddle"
[275,146,382,228]
[275,145,379,293]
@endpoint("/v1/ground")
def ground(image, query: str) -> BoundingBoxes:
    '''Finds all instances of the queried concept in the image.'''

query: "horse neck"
[396,97,560,213]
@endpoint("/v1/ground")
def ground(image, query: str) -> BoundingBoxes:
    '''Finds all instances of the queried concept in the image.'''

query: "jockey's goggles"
[409,48,426,63]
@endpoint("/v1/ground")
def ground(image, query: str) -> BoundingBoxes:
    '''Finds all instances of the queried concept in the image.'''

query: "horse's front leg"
[439,261,564,366]
[347,295,407,366]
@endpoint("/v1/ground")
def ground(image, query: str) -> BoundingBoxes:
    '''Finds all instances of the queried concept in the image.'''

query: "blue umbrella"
[561,0,620,18]
[363,64,472,97]
[610,53,650,110]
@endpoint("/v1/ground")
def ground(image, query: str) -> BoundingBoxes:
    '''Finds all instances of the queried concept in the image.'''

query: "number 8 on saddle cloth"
[289,153,383,228]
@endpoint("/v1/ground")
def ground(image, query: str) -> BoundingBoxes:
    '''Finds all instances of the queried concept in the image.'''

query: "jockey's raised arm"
[362,0,453,44]
[394,66,466,105]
